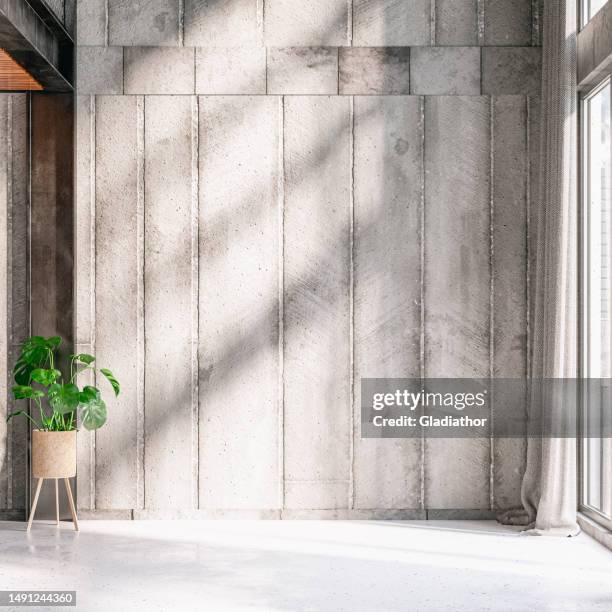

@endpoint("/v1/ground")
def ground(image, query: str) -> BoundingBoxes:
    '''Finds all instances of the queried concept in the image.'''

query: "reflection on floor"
[1,519,611,611]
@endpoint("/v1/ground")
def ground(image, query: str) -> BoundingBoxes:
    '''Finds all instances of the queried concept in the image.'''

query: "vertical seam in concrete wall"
[430,1,436,46]
[419,95,426,511]
[480,48,483,95]
[348,95,355,510]
[191,95,199,509]
[525,95,532,473]
[478,0,485,45]
[136,96,145,510]
[347,0,353,46]
[531,0,540,46]
[278,95,285,511]
[489,96,495,511]
[104,0,109,47]
[265,48,269,95]
[526,96,531,379]
[90,95,97,510]
[6,96,13,509]
[258,0,265,47]
[179,0,185,46]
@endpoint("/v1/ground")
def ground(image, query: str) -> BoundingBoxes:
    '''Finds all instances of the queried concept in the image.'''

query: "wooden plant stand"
[27,477,79,532]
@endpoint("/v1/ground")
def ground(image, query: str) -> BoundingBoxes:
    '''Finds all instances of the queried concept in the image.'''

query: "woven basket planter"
[31,430,76,479]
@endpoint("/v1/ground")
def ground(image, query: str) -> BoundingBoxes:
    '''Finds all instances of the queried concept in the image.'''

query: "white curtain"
[498,0,580,536]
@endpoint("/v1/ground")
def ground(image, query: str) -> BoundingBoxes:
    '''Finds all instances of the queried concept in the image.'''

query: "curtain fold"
[498,0,580,536]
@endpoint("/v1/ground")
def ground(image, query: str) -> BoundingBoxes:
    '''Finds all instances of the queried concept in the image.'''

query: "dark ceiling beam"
[25,0,73,44]
[0,0,72,92]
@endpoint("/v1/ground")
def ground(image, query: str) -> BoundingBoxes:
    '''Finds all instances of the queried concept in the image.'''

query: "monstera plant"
[7,335,120,432]
[7,335,120,531]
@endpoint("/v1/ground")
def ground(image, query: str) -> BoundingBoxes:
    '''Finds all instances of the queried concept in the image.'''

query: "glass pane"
[589,0,607,21]
[584,83,611,515]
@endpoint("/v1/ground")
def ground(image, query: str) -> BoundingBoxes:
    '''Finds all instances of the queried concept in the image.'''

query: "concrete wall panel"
[0,97,8,511]
[283,96,351,509]
[339,48,410,95]
[268,47,338,95]
[353,95,423,509]
[196,47,266,95]
[410,47,480,95]
[185,0,260,47]
[76,0,106,45]
[198,96,280,509]
[7,96,28,352]
[424,96,491,509]
[109,0,180,46]
[483,48,542,95]
[144,96,196,510]
[77,47,123,95]
[491,96,528,509]
[75,95,95,510]
[94,96,142,509]
[124,48,194,95]
[7,95,28,513]
[264,0,349,46]
[353,0,430,46]
[484,0,532,46]
[436,0,478,45]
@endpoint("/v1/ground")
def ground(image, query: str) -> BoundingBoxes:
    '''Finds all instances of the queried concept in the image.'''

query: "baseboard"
[71,508,498,520]
[426,509,498,520]
[0,509,25,521]
[281,509,427,520]
[77,509,134,520]
[577,512,612,552]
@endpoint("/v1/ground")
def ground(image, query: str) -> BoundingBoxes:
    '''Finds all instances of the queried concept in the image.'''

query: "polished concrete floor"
[1,519,611,611]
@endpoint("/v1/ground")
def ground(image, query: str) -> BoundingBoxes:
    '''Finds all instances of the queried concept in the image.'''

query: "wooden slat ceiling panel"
[0,48,43,90]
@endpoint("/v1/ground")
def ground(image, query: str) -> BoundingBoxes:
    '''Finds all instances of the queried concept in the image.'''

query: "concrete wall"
[0,94,30,519]
[75,1,541,518]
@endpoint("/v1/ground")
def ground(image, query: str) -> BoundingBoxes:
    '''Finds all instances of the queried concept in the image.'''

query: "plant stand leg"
[27,478,44,532]
[63,478,79,532]
[55,479,59,525]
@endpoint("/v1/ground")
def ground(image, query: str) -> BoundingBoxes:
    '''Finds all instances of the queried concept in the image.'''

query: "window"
[581,78,612,530]
[582,0,608,26]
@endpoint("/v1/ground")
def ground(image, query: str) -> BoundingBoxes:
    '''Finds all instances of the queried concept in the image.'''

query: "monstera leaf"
[13,359,37,386]
[79,385,100,403]
[48,383,80,414]
[80,397,107,430]
[30,368,61,386]
[12,385,44,400]
[100,369,120,397]
[13,336,61,385]
[14,338,47,385]
[71,353,95,365]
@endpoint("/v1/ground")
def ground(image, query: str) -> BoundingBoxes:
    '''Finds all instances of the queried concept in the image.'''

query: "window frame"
[579,76,612,531]
[581,0,608,28]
